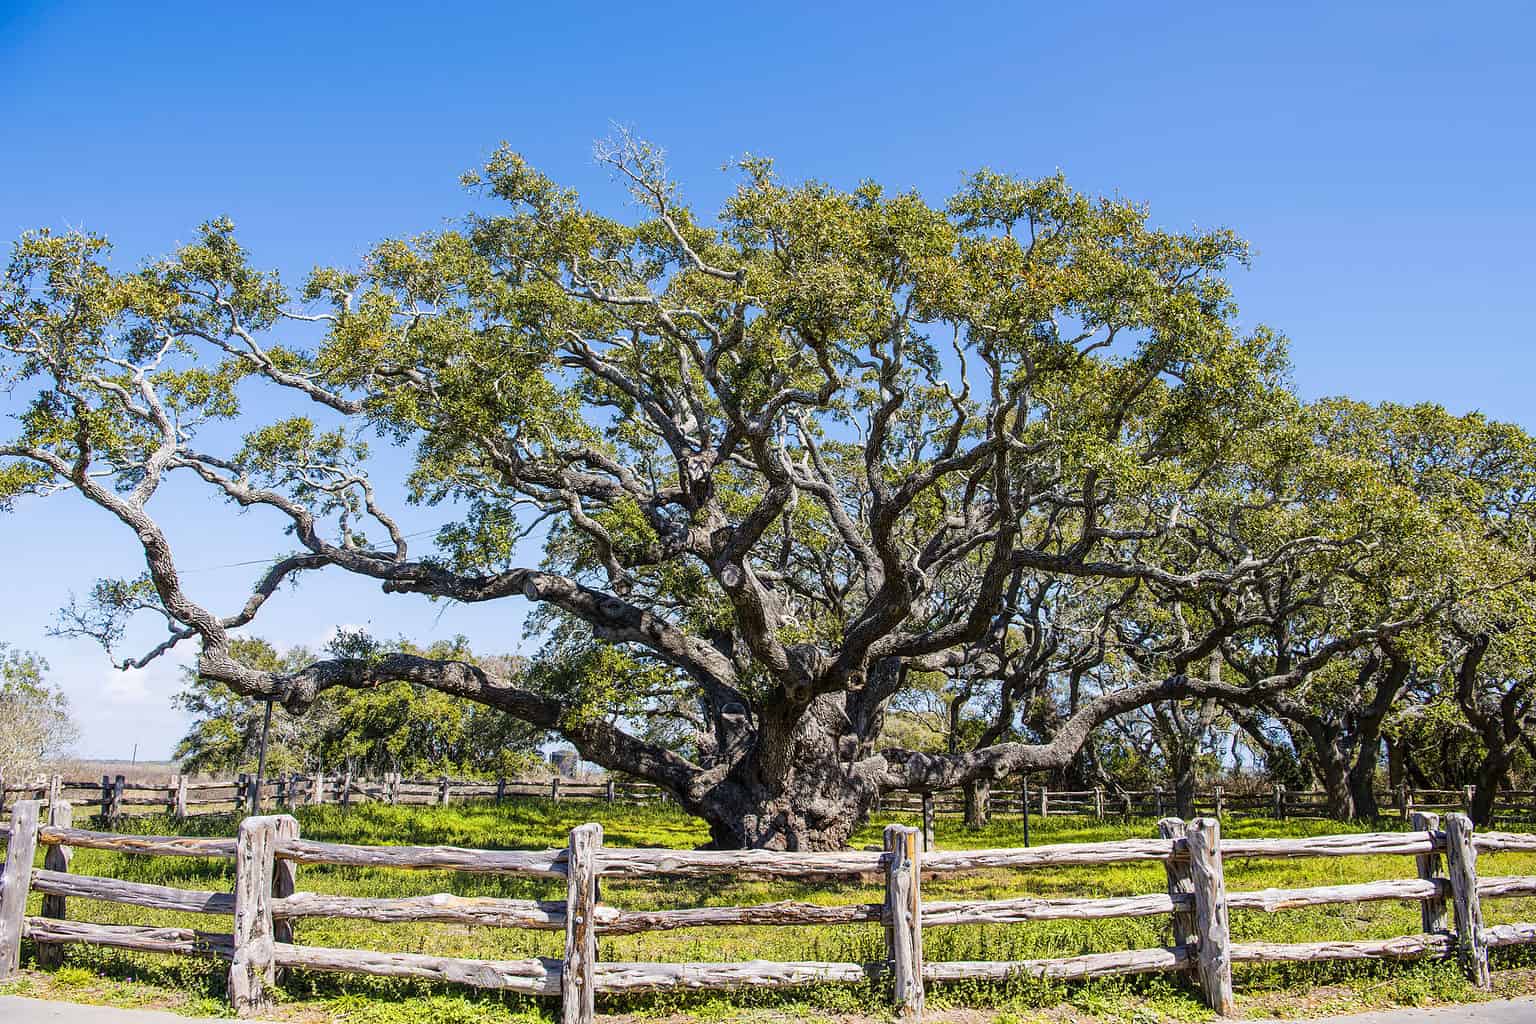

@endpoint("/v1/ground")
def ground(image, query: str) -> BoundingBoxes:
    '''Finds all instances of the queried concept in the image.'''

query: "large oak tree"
[1,138,1444,847]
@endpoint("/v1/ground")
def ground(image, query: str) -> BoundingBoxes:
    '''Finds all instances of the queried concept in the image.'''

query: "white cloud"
[103,665,155,704]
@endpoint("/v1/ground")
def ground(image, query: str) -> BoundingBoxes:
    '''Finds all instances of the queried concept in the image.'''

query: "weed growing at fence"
[4,798,1536,1022]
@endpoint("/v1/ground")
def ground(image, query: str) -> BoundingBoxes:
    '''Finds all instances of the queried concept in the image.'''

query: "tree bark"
[1471,755,1507,828]
[963,778,991,829]
[687,695,881,851]
[1172,753,1197,820]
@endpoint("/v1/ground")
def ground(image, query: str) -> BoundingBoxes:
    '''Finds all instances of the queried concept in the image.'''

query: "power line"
[175,506,530,574]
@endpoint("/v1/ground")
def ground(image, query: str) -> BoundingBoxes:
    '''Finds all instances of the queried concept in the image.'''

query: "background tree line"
[172,636,546,778]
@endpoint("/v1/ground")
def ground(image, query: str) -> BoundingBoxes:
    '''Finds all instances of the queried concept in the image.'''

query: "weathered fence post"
[271,815,299,949]
[37,798,73,968]
[920,793,935,851]
[46,773,62,813]
[1399,784,1412,822]
[340,770,352,810]
[0,800,42,979]
[1040,785,1049,818]
[562,823,602,1024]
[1463,785,1475,814]
[1157,818,1196,956]
[1410,811,1448,934]
[1443,813,1490,988]
[1214,785,1225,820]
[604,779,615,803]
[230,815,283,1015]
[313,771,325,806]
[108,774,125,824]
[883,824,924,1020]
[497,777,507,804]
[438,775,451,805]
[551,775,562,802]
[1094,786,1104,819]
[1274,785,1286,820]
[1155,789,1165,818]
[1185,817,1235,1016]
[236,773,248,813]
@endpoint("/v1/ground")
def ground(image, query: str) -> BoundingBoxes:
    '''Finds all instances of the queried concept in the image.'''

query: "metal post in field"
[883,824,924,1020]
[562,823,602,1024]
[1021,779,1031,847]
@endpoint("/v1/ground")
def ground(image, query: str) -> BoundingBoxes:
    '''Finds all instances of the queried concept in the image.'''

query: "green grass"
[5,800,1536,1022]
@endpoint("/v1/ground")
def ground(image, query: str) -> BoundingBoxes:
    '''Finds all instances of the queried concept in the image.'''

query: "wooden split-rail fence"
[5,768,1527,831]
[0,771,669,821]
[3,802,1536,1021]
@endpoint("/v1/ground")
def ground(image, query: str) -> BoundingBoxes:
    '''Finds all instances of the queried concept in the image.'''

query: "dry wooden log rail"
[5,803,1536,1020]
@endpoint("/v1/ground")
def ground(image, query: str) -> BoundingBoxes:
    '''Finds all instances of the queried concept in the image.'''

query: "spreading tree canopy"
[1,137,1478,847]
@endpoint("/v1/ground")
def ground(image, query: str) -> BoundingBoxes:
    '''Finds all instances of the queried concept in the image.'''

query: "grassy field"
[3,799,1536,1023]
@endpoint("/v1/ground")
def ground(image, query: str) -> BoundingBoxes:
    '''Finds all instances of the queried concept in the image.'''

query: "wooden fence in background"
[4,768,1532,833]
[0,771,670,820]
[3,801,1536,1021]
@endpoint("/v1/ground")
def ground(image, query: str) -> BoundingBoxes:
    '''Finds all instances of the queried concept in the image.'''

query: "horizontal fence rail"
[0,769,674,823]
[4,800,1536,1021]
[8,765,1536,835]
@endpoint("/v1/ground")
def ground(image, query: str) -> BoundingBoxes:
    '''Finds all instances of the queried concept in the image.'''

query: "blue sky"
[2,1,1532,758]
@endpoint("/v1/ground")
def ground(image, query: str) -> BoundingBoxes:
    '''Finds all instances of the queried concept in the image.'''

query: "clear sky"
[2,0,1532,759]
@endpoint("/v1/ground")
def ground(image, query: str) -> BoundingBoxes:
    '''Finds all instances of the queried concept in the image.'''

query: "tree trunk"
[1470,755,1508,828]
[963,777,991,828]
[1348,742,1382,820]
[1173,754,1197,820]
[687,695,881,851]
[1320,754,1355,821]
[1386,736,1405,792]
